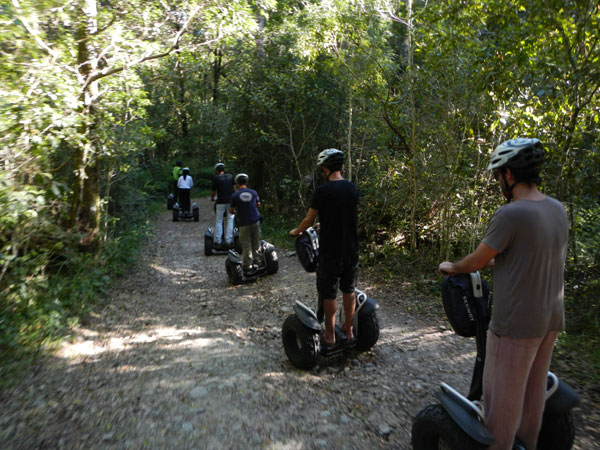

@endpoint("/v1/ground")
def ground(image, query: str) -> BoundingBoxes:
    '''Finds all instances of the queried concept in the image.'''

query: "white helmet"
[215,162,225,171]
[487,138,544,171]
[235,173,248,185]
[316,148,344,169]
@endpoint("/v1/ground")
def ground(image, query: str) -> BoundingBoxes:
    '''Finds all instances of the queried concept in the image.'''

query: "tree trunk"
[406,0,418,252]
[71,0,101,242]
[212,47,222,103]
[347,96,353,182]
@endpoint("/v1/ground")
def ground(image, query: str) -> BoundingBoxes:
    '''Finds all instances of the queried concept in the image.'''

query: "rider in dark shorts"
[290,149,359,346]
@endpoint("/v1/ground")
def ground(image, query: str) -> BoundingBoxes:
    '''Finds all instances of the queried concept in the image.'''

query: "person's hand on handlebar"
[289,228,301,237]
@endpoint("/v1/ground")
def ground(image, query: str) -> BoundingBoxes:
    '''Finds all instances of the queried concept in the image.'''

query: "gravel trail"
[1,197,597,449]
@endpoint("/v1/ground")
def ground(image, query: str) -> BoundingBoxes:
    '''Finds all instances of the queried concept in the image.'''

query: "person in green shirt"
[172,160,183,201]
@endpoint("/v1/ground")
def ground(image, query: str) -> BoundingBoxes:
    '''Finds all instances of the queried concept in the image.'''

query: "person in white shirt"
[177,167,194,213]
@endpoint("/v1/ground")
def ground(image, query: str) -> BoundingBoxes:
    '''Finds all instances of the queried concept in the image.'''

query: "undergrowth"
[0,165,164,388]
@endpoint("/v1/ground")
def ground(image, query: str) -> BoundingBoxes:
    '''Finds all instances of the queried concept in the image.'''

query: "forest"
[1,0,599,385]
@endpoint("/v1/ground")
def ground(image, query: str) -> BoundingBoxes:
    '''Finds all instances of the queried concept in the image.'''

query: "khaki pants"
[238,222,260,271]
[483,330,559,450]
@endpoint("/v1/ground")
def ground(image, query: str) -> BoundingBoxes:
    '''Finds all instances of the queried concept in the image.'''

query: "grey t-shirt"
[482,197,568,338]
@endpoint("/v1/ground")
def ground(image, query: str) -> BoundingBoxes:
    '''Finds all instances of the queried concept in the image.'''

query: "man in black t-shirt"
[290,149,359,346]
[211,163,235,247]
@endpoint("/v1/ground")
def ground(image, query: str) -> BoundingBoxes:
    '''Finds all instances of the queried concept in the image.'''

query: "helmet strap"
[500,171,518,203]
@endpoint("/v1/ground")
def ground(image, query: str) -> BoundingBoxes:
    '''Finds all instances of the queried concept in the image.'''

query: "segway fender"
[293,301,322,331]
[227,250,242,264]
[545,373,580,413]
[205,227,214,239]
[355,289,379,316]
[437,384,495,446]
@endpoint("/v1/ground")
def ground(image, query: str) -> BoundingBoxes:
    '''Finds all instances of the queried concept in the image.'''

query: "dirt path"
[1,197,597,449]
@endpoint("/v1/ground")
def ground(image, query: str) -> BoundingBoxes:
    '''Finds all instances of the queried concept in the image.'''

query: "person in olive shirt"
[172,159,183,201]
[289,149,359,347]
[211,163,235,248]
[438,138,567,450]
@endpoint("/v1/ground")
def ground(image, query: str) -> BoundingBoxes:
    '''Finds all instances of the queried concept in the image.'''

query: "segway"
[167,193,175,210]
[411,272,579,450]
[225,240,279,285]
[172,201,199,222]
[204,202,241,256]
[281,227,380,370]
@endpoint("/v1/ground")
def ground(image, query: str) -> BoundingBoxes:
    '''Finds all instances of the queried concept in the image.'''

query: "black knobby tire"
[265,247,279,274]
[226,258,243,285]
[412,404,485,450]
[167,196,174,210]
[193,207,199,222]
[537,410,575,450]
[355,311,380,351]
[172,208,179,222]
[281,315,321,370]
[204,235,213,256]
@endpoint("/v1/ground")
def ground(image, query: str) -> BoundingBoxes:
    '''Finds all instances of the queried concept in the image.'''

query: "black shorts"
[316,253,359,299]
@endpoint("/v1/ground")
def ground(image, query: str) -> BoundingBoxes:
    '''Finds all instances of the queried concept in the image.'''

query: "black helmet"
[316,148,344,171]
[235,173,248,185]
[176,160,183,166]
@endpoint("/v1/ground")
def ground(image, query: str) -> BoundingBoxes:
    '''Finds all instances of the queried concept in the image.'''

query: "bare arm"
[439,242,497,275]
[289,208,318,236]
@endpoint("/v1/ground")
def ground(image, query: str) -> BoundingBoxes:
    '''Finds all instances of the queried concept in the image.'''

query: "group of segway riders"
[173,140,579,449]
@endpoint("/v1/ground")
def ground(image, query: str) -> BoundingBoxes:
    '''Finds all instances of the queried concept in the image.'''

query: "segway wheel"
[204,235,213,256]
[265,246,279,275]
[193,206,200,222]
[355,310,380,351]
[226,257,243,285]
[411,404,485,450]
[167,195,174,210]
[172,208,179,222]
[282,314,321,370]
[537,410,575,450]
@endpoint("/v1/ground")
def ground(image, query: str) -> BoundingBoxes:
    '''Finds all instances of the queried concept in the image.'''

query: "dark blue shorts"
[317,253,359,299]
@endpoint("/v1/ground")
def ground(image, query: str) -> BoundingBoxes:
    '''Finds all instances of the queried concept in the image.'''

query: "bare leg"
[342,291,356,340]
[323,298,337,345]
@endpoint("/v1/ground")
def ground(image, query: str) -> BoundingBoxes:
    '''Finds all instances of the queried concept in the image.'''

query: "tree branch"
[12,0,59,60]
[81,5,208,91]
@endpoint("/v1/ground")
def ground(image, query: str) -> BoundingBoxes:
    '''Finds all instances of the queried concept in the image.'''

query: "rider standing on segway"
[438,138,568,450]
[211,163,235,249]
[289,149,359,348]
[229,173,261,277]
[177,167,194,215]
